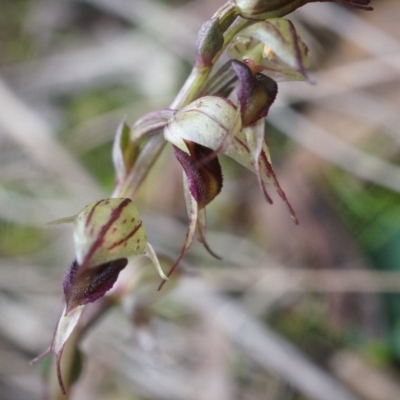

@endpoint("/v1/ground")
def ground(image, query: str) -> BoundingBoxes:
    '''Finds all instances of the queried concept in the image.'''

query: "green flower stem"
[170,66,209,109]
[171,2,242,108]
[115,133,166,199]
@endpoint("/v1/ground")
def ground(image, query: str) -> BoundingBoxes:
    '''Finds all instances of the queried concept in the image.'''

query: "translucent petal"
[197,207,222,260]
[30,305,84,394]
[228,18,310,81]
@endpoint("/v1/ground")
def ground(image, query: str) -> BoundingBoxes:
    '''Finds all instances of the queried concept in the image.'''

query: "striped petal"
[73,198,147,269]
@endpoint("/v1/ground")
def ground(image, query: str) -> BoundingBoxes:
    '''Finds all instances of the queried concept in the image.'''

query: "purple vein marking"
[288,22,307,78]
[234,136,250,152]
[267,22,287,45]
[107,222,142,250]
[184,109,231,132]
[81,198,132,267]
[85,199,104,228]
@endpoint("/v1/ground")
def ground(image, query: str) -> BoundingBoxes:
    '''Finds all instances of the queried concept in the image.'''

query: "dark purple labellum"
[63,258,128,313]
[173,142,223,210]
[232,60,277,127]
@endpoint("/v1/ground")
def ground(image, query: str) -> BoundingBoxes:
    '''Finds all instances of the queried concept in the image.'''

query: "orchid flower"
[160,59,298,288]
[32,198,167,393]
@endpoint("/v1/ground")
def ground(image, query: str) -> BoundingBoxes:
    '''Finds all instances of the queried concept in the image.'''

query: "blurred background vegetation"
[1,0,400,399]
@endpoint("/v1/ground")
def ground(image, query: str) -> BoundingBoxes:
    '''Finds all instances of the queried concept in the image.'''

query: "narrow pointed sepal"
[30,305,84,394]
[259,149,298,224]
[197,208,222,260]
[46,215,77,225]
[158,177,198,290]
[145,242,168,281]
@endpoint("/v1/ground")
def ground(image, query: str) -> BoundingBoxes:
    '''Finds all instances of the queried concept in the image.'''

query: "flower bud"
[112,120,136,185]
[195,18,224,68]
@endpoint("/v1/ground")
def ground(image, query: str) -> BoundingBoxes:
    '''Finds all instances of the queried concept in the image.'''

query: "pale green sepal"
[46,215,77,225]
[145,242,169,281]
[197,207,221,260]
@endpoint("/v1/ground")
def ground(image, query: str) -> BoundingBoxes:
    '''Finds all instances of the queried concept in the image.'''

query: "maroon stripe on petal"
[234,136,250,152]
[81,198,131,267]
[107,222,142,250]
[85,199,104,228]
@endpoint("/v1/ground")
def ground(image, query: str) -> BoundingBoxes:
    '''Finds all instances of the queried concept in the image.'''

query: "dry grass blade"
[269,107,400,193]
[172,279,362,400]
[0,80,101,198]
